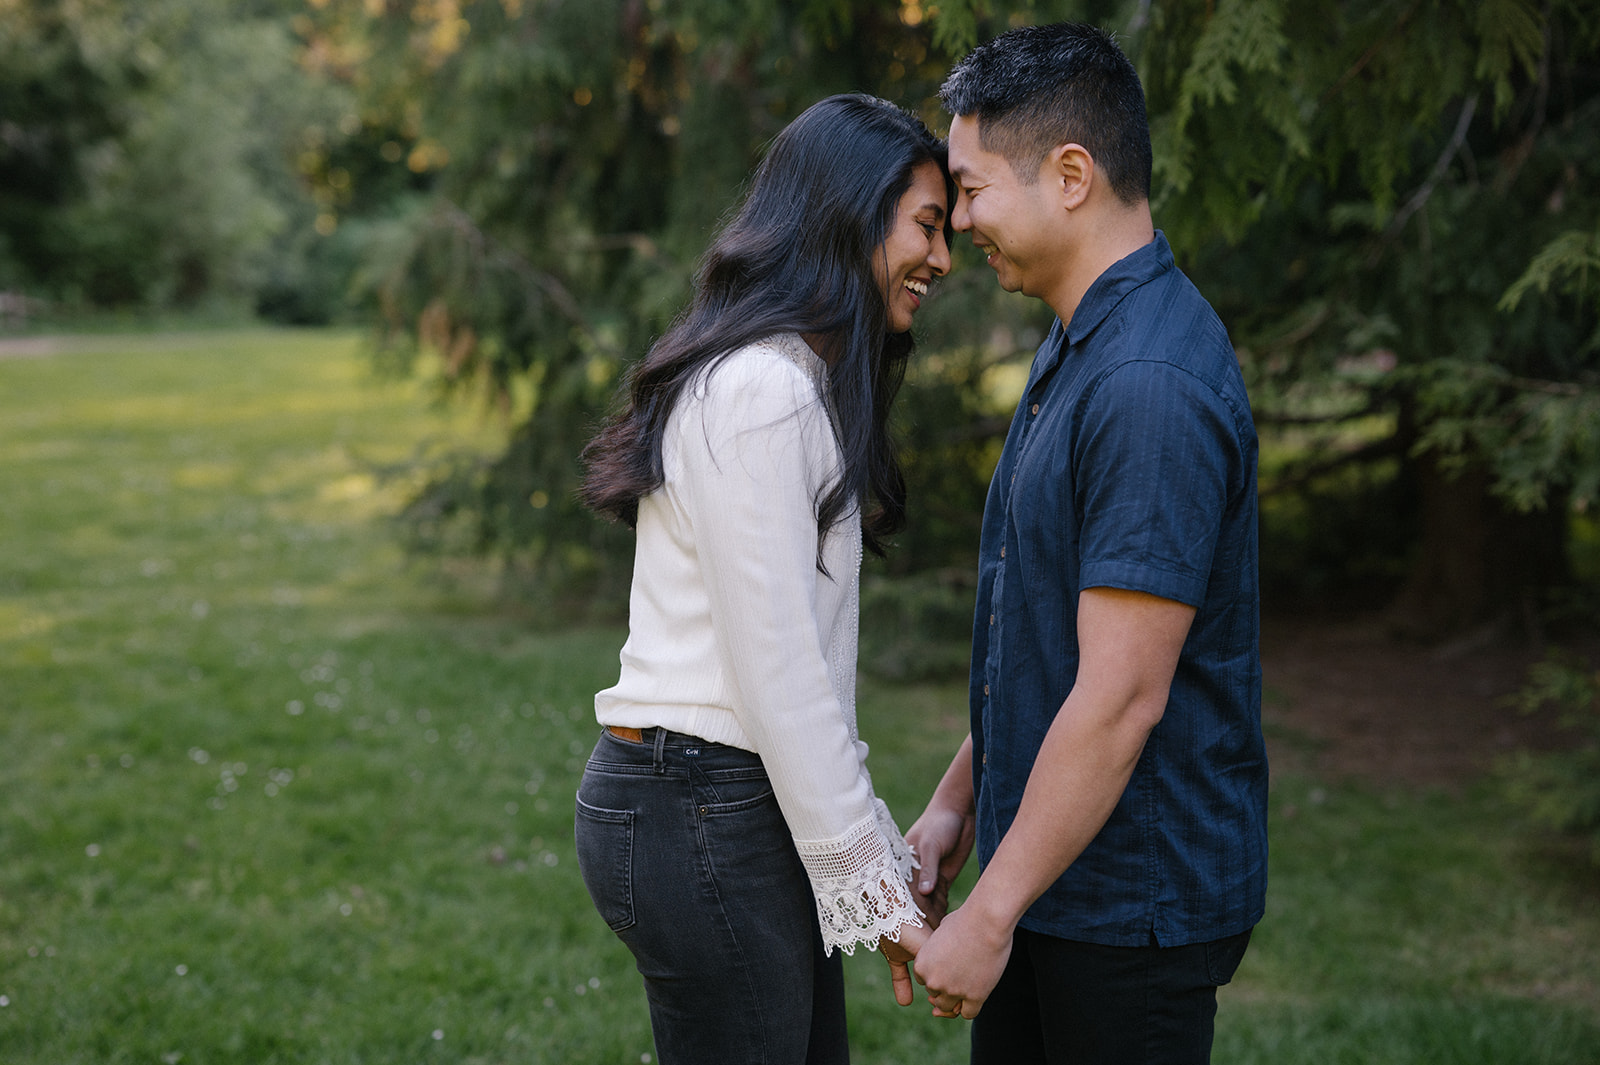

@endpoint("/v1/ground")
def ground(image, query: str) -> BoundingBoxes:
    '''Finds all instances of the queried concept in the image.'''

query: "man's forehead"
[948,113,982,143]
[946,114,992,177]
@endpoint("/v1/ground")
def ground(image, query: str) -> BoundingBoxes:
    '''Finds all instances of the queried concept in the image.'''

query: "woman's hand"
[878,916,932,1006]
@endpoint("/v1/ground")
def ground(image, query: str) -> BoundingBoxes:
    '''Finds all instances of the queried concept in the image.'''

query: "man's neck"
[1044,204,1155,326]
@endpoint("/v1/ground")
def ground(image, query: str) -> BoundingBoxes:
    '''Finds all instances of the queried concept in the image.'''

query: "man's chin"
[984,258,1021,292]
[992,269,1023,294]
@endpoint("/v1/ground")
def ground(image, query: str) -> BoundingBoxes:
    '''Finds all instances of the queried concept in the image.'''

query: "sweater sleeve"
[672,350,922,955]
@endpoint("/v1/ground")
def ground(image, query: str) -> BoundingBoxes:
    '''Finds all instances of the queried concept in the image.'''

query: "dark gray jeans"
[575,727,848,1065]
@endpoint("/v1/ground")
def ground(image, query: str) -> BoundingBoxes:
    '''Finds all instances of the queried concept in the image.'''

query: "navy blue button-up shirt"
[970,232,1267,947]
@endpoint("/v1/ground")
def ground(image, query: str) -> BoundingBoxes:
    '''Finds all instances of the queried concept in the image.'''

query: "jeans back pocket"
[574,797,636,933]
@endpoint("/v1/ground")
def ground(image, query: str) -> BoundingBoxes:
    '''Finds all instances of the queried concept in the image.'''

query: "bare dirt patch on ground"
[0,335,65,358]
[0,332,252,358]
[1261,611,1583,789]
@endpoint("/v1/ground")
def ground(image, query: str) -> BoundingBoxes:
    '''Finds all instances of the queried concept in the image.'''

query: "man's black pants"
[971,926,1253,1065]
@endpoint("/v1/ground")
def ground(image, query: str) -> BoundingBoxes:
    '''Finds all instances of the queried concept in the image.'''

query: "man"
[897,22,1267,1064]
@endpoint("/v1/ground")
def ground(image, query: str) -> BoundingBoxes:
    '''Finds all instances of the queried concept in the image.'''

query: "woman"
[575,94,952,1064]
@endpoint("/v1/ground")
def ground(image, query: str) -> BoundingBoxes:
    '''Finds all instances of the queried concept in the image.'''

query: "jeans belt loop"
[652,726,667,773]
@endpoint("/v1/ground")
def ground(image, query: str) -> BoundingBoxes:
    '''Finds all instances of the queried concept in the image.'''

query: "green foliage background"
[305,0,1600,632]
[4,0,1598,628]
[0,0,348,307]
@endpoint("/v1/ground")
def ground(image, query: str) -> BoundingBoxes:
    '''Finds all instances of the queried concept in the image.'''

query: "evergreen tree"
[300,0,1024,606]
[326,0,1596,633]
[1126,0,1599,633]
[19,0,1585,633]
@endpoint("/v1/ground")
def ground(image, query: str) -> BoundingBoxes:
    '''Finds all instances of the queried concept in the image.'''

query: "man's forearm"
[961,586,1191,934]
[960,683,1162,932]
[930,734,975,817]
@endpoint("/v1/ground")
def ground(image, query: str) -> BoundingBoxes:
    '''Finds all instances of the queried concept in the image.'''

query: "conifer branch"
[1387,94,1478,241]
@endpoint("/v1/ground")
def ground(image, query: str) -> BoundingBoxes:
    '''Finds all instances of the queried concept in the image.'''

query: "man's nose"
[951,192,973,233]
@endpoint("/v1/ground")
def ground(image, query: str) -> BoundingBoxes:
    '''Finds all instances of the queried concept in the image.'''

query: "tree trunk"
[1385,451,1570,642]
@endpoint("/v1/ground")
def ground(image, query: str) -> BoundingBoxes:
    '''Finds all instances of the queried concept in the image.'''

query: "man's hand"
[911,587,1193,1021]
[878,917,932,1006]
[912,900,1013,1020]
[904,804,975,927]
[905,734,977,927]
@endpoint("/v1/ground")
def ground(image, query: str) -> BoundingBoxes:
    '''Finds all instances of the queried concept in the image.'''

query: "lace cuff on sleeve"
[873,796,919,881]
[794,813,925,957]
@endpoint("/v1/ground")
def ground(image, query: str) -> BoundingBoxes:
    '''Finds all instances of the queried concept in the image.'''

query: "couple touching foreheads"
[574,21,1266,1065]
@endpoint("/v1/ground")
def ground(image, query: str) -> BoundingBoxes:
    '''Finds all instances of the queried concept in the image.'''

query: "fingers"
[928,994,984,1020]
[910,808,974,897]
[940,846,970,885]
[879,921,931,1007]
[909,904,1010,1024]
[888,958,914,1007]
[911,881,950,928]
[913,842,944,896]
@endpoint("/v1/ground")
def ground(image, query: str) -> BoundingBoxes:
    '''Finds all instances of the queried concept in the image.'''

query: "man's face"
[947,114,1062,299]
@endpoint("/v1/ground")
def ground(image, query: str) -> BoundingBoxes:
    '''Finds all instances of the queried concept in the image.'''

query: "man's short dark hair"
[940,22,1152,204]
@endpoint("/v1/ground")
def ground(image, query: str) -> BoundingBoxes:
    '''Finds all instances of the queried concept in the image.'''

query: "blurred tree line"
[0,0,351,311]
[3,0,1597,648]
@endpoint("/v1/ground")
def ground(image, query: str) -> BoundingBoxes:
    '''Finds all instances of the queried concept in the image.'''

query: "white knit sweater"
[594,332,923,956]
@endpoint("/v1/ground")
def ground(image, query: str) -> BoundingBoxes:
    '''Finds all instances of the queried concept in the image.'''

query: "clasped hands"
[876,806,1011,1020]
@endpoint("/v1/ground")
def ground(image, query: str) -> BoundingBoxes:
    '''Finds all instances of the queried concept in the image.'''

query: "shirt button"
[982,753,987,765]
[989,613,995,625]
[1030,403,1040,415]
[1000,546,1005,558]
[983,684,990,695]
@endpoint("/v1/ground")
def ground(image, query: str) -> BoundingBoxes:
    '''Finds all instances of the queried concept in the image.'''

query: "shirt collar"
[1032,231,1175,381]
[770,332,829,395]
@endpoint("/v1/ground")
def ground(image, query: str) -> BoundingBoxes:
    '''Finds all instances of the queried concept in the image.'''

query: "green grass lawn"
[2,329,1597,1063]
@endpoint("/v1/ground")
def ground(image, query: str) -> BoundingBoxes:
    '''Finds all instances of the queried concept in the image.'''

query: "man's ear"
[1047,143,1094,211]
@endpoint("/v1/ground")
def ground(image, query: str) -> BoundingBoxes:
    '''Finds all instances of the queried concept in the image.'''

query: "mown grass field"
[2,329,1597,1063]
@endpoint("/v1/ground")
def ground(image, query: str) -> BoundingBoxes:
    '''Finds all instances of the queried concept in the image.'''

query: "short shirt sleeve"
[1074,360,1242,607]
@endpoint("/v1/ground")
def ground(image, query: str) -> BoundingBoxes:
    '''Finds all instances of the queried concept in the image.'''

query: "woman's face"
[875,159,952,334]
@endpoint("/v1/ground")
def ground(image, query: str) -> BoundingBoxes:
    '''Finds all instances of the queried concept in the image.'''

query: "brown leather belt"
[606,725,645,743]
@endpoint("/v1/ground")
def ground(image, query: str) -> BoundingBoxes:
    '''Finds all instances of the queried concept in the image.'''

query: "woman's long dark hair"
[579,94,949,562]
